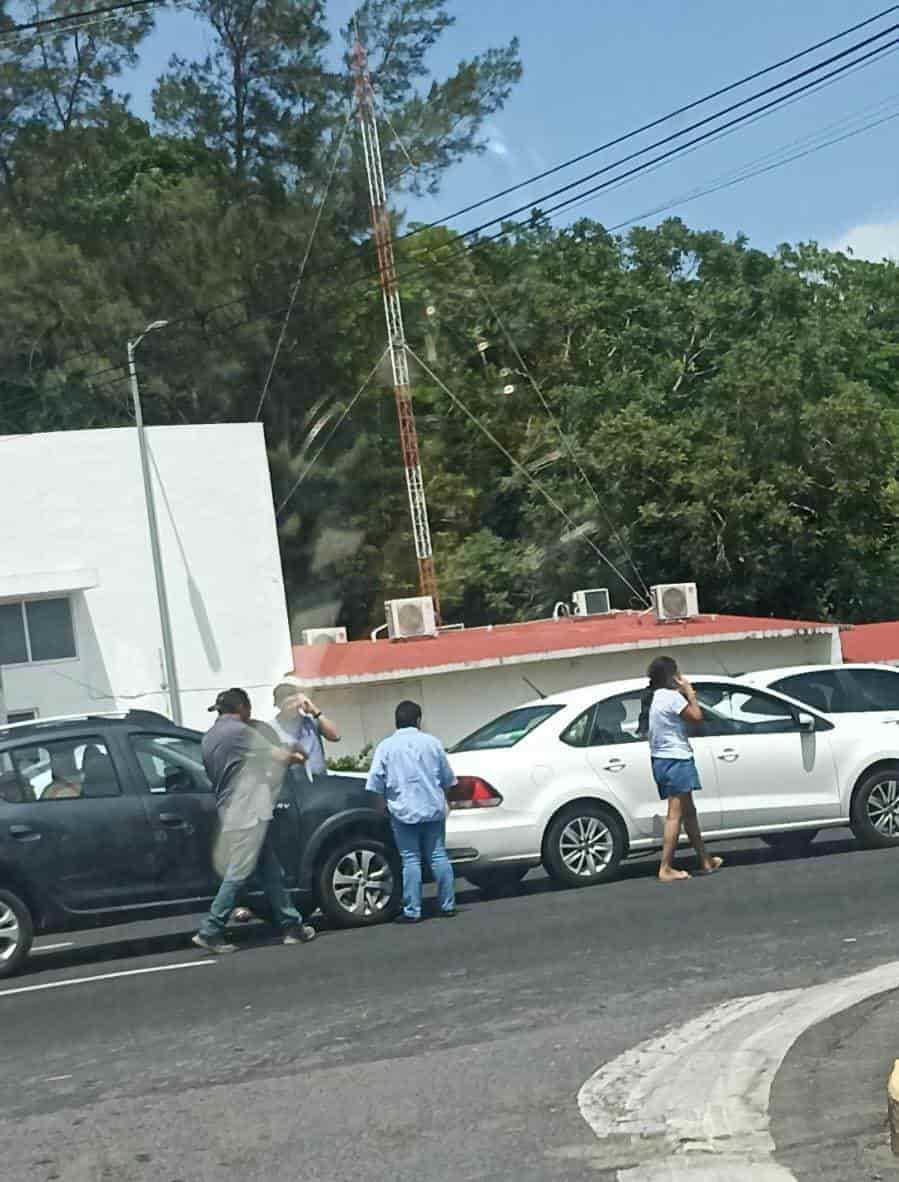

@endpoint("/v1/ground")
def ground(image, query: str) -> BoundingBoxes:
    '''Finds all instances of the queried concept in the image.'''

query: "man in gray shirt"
[193,687,316,954]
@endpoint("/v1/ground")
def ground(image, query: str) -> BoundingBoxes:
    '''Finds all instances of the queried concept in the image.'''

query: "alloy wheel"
[0,901,21,963]
[558,815,614,878]
[866,779,899,837]
[331,848,396,918]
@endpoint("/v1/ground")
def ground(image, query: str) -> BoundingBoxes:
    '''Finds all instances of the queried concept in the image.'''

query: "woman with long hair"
[638,656,723,883]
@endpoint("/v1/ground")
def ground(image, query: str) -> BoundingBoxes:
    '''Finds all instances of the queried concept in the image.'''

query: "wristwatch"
[312,710,322,720]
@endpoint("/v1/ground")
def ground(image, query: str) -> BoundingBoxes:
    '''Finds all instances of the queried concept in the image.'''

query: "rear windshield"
[451,705,563,752]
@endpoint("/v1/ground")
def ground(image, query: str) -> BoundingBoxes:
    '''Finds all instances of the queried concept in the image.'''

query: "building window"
[0,598,76,666]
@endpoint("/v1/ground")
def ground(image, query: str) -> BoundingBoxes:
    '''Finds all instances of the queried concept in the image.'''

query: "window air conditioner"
[572,588,611,617]
[300,627,348,645]
[651,582,699,622]
[385,596,438,640]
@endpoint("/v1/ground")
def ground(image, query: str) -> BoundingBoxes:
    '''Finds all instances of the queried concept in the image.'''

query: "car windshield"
[451,705,563,752]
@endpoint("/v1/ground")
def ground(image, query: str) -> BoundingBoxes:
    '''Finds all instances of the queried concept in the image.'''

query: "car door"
[0,732,162,911]
[694,682,840,831]
[579,690,722,838]
[119,730,221,902]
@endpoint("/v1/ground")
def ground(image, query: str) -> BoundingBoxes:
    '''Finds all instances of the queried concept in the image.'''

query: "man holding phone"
[269,677,341,776]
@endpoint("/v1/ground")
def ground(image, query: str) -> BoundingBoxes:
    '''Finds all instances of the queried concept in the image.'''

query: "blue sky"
[119,0,899,260]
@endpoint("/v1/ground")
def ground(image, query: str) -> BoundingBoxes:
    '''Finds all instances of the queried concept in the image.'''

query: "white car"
[738,664,899,724]
[444,675,899,893]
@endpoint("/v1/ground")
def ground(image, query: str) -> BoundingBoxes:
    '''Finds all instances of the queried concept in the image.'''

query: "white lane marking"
[0,959,215,999]
[32,942,75,953]
[578,960,899,1180]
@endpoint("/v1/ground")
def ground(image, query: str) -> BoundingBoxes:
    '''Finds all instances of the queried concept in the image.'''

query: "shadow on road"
[14,833,874,982]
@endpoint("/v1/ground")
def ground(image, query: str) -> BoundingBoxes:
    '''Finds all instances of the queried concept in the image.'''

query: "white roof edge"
[296,624,840,689]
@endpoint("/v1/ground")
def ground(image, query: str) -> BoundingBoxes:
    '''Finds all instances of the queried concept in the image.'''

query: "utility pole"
[127,321,183,725]
[352,35,440,618]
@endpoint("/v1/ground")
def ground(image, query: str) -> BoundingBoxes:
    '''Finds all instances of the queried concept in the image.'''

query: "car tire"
[0,888,34,979]
[761,831,819,856]
[543,803,625,888]
[317,834,403,928]
[465,866,529,897]
[851,766,899,848]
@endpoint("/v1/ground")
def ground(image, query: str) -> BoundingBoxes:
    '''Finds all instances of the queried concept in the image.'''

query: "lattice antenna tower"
[352,35,440,618]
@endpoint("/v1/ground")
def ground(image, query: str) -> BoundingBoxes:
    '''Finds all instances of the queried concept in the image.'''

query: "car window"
[2,736,120,802]
[560,706,594,747]
[587,692,645,747]
[695,685,801,736]
[837,669,899,711]
[129,734,212,794]
[770,671,844,713]
[451,705,563,752]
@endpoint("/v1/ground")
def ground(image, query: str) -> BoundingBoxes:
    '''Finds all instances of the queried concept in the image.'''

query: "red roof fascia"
[841,622,899,663]
[292,611,834,683]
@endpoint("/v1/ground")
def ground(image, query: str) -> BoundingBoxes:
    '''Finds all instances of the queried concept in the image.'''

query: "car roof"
[0,709,181,744]
[741,663,898,683]
[514,673,754,713]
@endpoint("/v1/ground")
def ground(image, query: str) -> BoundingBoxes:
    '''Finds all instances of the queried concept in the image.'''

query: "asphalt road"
[5,831,899,1182]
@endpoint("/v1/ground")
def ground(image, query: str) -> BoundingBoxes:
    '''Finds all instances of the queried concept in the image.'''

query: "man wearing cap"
[192,687,316,955]
[269,677,340,777]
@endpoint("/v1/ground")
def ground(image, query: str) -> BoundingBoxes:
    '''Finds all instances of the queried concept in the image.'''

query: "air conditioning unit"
[652,582,699,622]
[300,627,348,646]
[386,595,438,640]
[572,588,611,617]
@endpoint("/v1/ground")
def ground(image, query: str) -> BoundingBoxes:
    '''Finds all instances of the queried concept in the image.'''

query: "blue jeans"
[390,816,455,919]
[200,821,301,937]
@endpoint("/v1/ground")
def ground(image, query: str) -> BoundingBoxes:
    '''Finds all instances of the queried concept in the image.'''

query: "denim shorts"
[651,756,702,799]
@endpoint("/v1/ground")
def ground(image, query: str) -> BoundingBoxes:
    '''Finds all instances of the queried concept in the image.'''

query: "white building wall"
[1,423,292,729]
[306,630,838,760]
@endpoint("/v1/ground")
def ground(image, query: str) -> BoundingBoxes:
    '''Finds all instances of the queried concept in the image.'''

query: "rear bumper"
[445,809,540,869]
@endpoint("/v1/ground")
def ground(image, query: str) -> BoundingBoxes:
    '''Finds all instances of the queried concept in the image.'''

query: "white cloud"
[485,123,511,160]
[828,216,899,262]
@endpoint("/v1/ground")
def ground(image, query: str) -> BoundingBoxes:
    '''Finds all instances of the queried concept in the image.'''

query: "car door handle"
[717,749,740,763]
[603,760,627,772]
[9,824,41,842]
[158,812,188,828]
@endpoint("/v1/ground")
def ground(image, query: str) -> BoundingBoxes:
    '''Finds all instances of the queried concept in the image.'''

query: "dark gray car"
[0,709,403,977]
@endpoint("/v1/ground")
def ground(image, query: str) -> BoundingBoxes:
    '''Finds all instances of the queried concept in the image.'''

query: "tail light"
[447,775,503,809]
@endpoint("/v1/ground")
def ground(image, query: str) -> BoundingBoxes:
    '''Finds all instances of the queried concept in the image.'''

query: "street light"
[127,320,183,725]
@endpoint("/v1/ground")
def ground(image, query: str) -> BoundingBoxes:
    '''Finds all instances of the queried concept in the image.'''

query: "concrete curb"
[888,1060,899,1156]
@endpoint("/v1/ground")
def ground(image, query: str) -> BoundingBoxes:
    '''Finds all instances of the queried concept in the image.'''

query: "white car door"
[579,690,722,839]
[694,683,841,831]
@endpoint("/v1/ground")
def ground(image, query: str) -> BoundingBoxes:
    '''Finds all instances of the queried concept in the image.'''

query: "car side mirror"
[796,712,816,733]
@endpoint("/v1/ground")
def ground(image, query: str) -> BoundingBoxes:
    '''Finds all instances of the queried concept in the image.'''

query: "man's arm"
[297,694,340,743]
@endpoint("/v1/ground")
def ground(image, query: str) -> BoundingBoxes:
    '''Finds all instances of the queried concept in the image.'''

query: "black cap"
[208,687,251,714]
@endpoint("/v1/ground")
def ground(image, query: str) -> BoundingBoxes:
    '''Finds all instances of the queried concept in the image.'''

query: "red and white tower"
[352,36,440,618]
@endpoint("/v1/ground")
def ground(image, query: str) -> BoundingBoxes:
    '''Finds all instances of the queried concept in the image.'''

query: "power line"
[430,20,899,246]
[405,344,650,604]
[29,11,899,388]
[0,0,161,37]
[254,104,355,421]
[390,3,899,240]
[377,32,899,294]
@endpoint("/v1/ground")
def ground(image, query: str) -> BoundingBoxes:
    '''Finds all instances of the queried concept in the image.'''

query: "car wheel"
[465,866,529,896]
[761,831,819,856]
[851,767,899,848]
[317,835,403,928]
[0,889,34,979]
[543,804,625,888]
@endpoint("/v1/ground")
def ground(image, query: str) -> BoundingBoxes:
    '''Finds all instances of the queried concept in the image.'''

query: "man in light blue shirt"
[366,700,457,923]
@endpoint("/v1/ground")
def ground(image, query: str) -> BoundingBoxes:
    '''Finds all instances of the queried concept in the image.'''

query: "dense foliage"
[2,1,898,633]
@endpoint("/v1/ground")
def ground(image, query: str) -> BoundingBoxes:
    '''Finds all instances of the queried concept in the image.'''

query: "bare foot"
[698,856,724,876]
[658,867,691,883]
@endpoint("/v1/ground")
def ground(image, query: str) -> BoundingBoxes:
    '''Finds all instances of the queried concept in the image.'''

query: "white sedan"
[443,675,899,892]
